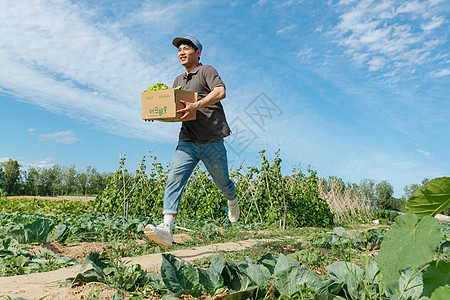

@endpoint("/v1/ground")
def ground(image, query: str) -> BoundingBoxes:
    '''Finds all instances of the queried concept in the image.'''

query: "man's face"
[177,43,201,67]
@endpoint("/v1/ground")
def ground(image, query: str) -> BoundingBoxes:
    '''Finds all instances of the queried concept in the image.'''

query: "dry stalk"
[319,178,372,223]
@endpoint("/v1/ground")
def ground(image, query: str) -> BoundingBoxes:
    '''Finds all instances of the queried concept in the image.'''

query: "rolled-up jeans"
[163,139,237,215]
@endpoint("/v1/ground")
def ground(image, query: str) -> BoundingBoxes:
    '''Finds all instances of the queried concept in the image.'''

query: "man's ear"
[196,50,202,60]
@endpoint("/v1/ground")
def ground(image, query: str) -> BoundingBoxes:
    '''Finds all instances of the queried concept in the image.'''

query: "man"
[144,36,240,247]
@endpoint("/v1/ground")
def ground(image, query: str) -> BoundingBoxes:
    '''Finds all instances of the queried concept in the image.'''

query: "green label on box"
[148,106,168,116]
[158,94,169,99]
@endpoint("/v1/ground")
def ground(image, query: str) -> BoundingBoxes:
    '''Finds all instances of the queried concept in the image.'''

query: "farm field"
[0,196,386,299]
[1,176,449,300]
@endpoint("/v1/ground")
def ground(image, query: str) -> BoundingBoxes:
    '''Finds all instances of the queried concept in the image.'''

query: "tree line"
[0,159,111,197]
[2,157,446,216]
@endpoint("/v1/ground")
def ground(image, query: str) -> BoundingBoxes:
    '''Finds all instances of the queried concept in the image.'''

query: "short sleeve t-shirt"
[172,64,231,142]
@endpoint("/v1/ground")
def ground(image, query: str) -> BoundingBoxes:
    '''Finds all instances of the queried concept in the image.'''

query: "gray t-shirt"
[173,63,231,142]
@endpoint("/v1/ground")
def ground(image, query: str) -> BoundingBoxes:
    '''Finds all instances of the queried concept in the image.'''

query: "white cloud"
[0,0,180,143]
[417,149,432,158]
[396,1,427,14]
[23,158,57,170]
[39,130,78,144]
[118,1,190,30]
[28,128,36,133]
[368,56,386,71]
[0,157,55,169]
[337,0,358,5]
[429,68,450,78]
[421,16,445,31]
[330,0,448,78]
[279,0,304,7]
[276,24,296,35]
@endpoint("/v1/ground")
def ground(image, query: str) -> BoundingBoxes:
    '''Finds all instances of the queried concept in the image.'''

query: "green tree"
[359,178,376,204]
[375,180,394,209]
[38,165,63,196]
[0,159,22,196]
[77,171,88,195]
[389,197,406,212]
[25,167,40,196]
[85,166,107,195]
[0,166,5,196]
[63,165,78,195]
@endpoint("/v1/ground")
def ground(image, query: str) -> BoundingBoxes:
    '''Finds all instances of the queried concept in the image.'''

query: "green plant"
[406,177,450,219]
[67,252,149,293]
[93,149,335,229]
[0,237,78,277]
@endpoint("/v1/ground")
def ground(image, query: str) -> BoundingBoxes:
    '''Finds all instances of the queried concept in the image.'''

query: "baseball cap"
[172,36,203,51]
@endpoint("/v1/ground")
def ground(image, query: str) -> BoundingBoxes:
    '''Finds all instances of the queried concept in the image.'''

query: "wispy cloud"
[116,1,190,31]
[28,158,57,169]
[39,130,78,144]
[430,68,450,78]
[276,24,296,36]
[0,0,180,142]
[0,156,55,169]
[417,149,432,158]
[330,0,448,80]
[278,0,304,7]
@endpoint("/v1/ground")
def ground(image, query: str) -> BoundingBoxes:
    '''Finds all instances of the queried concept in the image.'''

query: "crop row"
[67,214,449,299]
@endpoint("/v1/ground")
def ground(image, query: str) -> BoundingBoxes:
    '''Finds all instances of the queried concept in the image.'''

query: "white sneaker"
[228,202,240,223]
[144,223,173,247]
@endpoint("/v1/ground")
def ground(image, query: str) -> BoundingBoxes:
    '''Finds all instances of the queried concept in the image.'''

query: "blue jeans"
[163,139,237,215]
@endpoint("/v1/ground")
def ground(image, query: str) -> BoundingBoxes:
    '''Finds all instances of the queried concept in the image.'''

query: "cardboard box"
[141,89,198,122]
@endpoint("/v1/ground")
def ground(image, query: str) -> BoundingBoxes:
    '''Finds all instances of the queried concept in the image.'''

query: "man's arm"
[177,86,226,120]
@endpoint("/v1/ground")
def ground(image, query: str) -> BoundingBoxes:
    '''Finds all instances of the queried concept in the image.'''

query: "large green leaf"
[422,260,450,297]
[406,177,450,218]
[81,251,107,273]
[209,254,225,275]
[70,269,106,286]
[161,254,204,297]
[222,259,254,292]
[244,256,271,286]
[376,213,442,284]
[198,255,225,295]
[328,261,365,298]
[430,286,450,300]
[385,269,423,300]
[8,218,53,243]
[54,224,67,240]
[274,253,326,298]
[257,252,278,274]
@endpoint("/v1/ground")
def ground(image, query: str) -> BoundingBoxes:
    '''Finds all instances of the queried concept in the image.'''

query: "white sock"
[228,198,238,207]
[164,215,175,231]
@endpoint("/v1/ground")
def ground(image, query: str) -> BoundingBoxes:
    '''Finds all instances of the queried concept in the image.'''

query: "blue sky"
[1,0,449,197]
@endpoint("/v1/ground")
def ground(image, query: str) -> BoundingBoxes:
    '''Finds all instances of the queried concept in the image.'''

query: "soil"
[0,237,262,300]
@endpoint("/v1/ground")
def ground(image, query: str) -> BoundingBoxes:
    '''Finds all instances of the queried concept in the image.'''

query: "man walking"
[144,36,240,247]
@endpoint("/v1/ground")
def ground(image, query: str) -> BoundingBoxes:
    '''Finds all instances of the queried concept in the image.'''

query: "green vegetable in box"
[144,83,185,92]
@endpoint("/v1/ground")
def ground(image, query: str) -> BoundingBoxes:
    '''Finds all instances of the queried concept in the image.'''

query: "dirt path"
[0,239,261,300]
